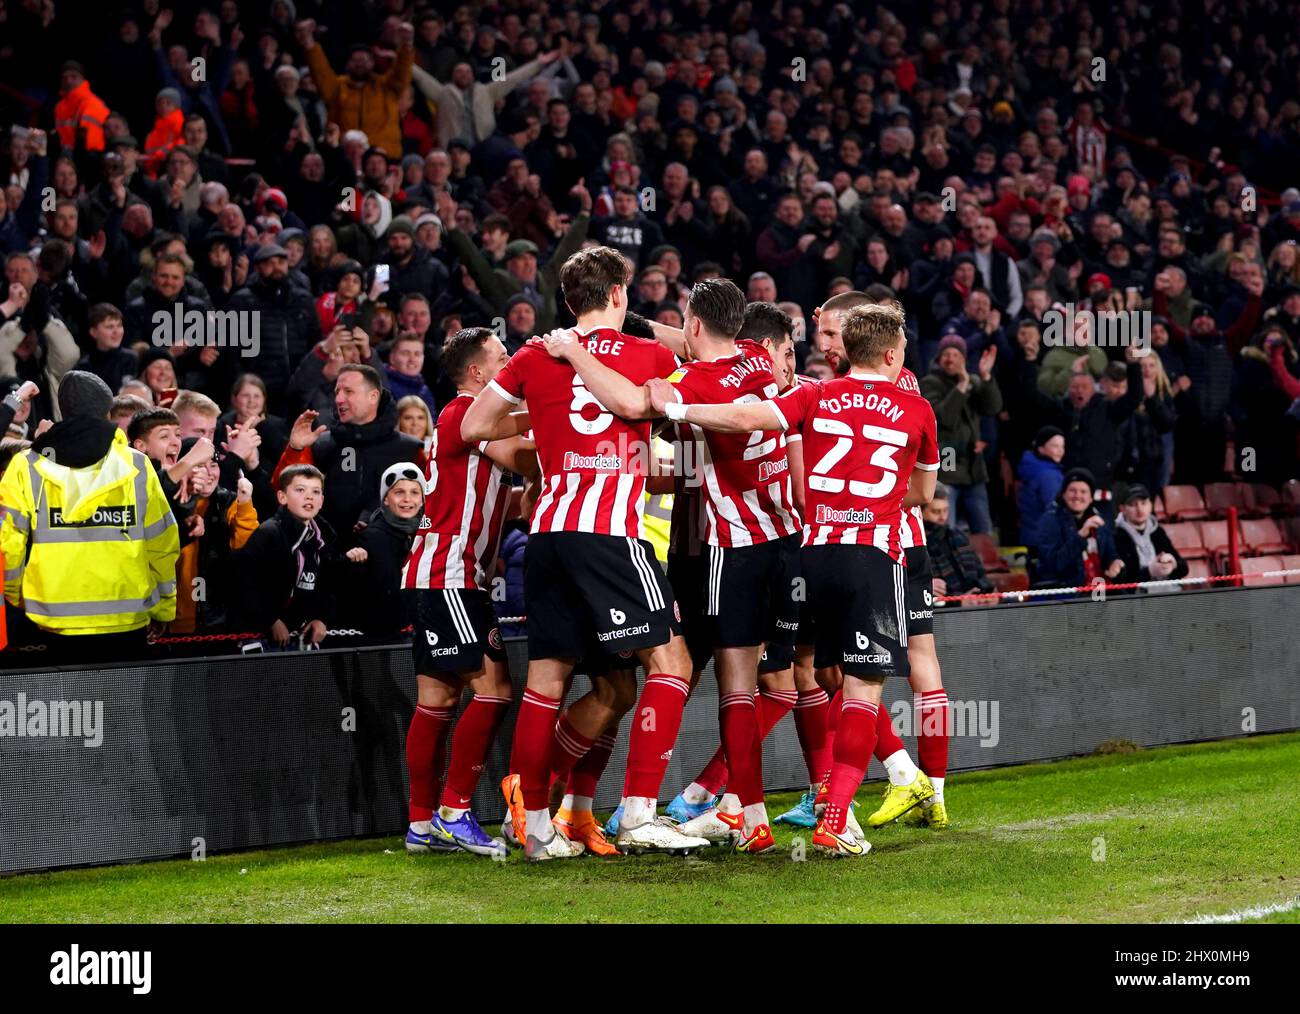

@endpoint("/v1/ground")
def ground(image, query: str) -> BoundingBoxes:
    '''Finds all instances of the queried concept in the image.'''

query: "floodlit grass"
[2,733,1297,924]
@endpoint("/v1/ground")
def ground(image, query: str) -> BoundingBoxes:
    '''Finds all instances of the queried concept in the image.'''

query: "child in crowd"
[230,464,335,650]
[340,463,424,639]
[169,437,259,634]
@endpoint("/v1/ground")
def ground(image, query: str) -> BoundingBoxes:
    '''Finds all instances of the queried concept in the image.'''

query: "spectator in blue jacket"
[1035,467,1124,589]
[1017,425,1065,550]
[496,523,528,638]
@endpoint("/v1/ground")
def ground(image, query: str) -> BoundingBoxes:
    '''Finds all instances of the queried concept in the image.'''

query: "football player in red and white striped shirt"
[462,246,710,860]
[805,292,946,832]
[546,281,801,854]
[660,302,833,835]
[648,303,939,857]
[861,365,954,830]
[399,327,537,858]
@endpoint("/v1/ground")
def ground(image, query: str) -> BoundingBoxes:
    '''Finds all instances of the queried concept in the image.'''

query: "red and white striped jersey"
[489,326,678,537]
[667,342,801,548]
[402,394,509,590]
[669,346,809,556]
[770,371,940,563]
[893,367,927,548]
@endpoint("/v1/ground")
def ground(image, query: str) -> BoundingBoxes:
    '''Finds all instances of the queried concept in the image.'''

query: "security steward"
[0,372,179,665]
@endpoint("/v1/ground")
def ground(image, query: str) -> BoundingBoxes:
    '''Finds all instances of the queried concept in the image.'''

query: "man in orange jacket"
[54,61,110,153]
[143,88,186,178]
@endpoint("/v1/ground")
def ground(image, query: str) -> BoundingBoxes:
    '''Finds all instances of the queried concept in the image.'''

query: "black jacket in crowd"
[230,506,337,636]
[290,389,424,544]
[226,276,319,410]
[1114,523,1190,586]
[337,506,418,639]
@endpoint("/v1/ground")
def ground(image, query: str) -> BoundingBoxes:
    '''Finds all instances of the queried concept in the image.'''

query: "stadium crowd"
[1,0,1299,666]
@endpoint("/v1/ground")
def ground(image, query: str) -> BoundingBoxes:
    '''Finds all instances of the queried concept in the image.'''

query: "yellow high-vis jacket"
[0,429,179,635]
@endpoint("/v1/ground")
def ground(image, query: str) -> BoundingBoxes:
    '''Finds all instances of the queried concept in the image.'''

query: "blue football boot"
[773,789,818,828]
[432,812,509,858]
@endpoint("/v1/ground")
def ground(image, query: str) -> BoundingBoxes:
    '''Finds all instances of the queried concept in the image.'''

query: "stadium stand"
[0,0,1296,667]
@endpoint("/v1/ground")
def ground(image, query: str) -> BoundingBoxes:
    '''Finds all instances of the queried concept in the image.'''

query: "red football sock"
[793,687,832,785]
[823,699,878,834]
[406,704,454,823]
[719,691,763,807]
[439,694,509,810]
[693,745,730,796]
[511,688,564,810]
[820,688,843,784]
[873,697,905,762]
[567,727,618,800]
[692,687,795,794]
[624,673,690,799]
[549,711,597,782]
[915,689,950,779]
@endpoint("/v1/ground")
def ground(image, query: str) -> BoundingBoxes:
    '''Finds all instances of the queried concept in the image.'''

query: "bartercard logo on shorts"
[598,621,650,643]
[923,589,933,606]
[816,505,874,525]
[425,631,439,647]
[563,450,621,471]
[610,607,626,625]
[855,631,870,649]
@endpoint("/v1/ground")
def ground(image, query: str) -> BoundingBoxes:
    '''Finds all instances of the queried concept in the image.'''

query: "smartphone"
[158,388,178,407]
[374,264,390,288]
[338,312,360,330]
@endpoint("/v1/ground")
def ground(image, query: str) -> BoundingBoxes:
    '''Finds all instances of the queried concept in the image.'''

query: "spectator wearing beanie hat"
[1017,425,1067,551]
[379,215,449,302]
[143,87,187,178]
[337,462,425,639]
[0,370,179,660]
[921,332,1003,534]
[1034,466,1123,589]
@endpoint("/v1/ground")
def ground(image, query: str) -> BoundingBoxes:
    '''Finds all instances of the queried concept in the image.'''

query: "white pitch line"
[1181,896,1300,924]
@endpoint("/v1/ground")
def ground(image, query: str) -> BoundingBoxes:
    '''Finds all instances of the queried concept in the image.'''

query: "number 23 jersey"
[769,370,940,563]
[488,327,678,536]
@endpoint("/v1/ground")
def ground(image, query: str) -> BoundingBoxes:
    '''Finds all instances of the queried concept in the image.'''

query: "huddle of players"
[398,245,954,861]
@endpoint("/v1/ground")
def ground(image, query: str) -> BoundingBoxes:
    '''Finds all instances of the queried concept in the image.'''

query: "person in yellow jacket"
[54,61,110,153]
[296,17,414,158]
[0,372,178,664]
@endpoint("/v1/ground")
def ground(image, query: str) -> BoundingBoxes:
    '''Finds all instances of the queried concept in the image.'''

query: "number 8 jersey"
[488,327,679,536]
[769,369,941,563]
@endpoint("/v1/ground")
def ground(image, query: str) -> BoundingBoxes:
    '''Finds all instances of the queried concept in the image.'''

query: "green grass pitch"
[3,733,1298,923]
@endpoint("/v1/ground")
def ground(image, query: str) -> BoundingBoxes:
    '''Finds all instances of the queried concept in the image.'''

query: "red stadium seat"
[1154,494,1167,520]
[1161,485,1210,521]
[1198,519,1240,570]
[1163,522,1207,560]
[1185,558,1214,584]
[1241,556,1287,587]
[1204,482,1247,518]
[1247,483,1283,517]
[1240,518,1292,556]
[990,572,1029,594]
[969,533,1009,573]
[1281,555,1300,585]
